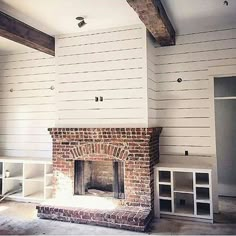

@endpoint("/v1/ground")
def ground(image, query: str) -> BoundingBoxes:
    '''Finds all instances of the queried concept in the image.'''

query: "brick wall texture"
[49,127,162,209]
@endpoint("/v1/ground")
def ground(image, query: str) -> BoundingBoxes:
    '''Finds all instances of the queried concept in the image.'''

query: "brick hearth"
[37,127,162,231]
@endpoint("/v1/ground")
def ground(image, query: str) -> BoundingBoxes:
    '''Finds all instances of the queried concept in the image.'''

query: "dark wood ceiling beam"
[0,11,55,56]
[127,0,175,46]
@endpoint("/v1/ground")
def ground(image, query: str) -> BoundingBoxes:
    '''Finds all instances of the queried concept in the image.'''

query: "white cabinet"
[0,157,52,202]
[155,163,213,223]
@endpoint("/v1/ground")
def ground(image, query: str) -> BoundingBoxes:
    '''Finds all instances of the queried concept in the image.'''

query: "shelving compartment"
[24,181,44,200]
[4,162,23,180]
[159,171,171,183]
[174,192,194,215]
[196,173,209,185]
[3,179,23,197]
[174,172,193,193]
[197,202,211,216]
[159,184,171,198]
[160,199,172,213]
[24,163,44,181]
[196,187,210,201]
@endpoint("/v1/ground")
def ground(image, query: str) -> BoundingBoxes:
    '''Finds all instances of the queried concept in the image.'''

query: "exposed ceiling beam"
[127,0,175,46]
[0,11,55,56]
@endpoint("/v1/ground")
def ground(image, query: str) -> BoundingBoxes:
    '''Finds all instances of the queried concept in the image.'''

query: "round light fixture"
[76,16,86,28]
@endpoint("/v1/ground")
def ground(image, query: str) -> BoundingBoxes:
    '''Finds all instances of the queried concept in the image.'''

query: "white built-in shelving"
[0,157,52,202]
[155,163,213,223]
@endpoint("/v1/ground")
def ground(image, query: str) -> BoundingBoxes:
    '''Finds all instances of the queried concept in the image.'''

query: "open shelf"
[24,163,44,180]
[0,158,52,202]
[196,187,210,201]
[24,179,44,199]
[197,202,210,216]
[159,184,171,198]
[4,163,23,179]
[196,173,209,186]
[155,165,212,222]
[5,176,23,181]
[3,179,22,196]
[174,192,194,215]
[159,171,171,183]
[160,199,172,213]
[174,172,193,193]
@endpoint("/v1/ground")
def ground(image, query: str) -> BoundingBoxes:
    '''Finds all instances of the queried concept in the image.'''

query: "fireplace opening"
[74,160,124,199]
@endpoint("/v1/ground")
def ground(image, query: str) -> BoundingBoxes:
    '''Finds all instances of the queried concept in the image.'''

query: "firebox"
[74,160,124,199]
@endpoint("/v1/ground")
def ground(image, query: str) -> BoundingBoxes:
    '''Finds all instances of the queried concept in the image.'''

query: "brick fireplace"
[37,127,162,231]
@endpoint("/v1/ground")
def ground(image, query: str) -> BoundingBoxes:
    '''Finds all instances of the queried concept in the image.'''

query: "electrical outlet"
[185,150,189,156]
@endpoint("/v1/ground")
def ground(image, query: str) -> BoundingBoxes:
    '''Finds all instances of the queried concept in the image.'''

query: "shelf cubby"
[3,179,23,197]
[159,184,171,198]
[160,199,172,213]
[196,173,209,186]
[159,171,171,183]
[196,187,210,201]
[4,163,23,179]
[174,172,193,193]
[24,181,44,200]
[174,192,194,215]
[197,202,210,216]
[24,163,44,181]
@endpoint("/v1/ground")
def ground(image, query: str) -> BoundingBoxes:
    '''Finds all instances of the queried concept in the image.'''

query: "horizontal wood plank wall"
[56,24,147,127]
[0,49,56,158]
[148,28,236,157]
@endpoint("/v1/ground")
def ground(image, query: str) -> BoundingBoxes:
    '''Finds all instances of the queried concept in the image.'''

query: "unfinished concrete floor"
[0,197,236,235]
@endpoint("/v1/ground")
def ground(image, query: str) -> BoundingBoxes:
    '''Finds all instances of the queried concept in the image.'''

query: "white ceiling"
[162,0,236,35]
[0,0,236,52]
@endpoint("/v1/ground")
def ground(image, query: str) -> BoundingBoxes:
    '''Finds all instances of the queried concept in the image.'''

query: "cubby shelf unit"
[0,157,53,202]
[155,163,213,223]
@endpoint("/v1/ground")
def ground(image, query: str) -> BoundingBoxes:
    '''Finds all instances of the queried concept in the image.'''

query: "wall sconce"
[177,78,182,83]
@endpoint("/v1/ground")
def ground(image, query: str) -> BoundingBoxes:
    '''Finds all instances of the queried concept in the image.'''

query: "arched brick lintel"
[69,143,129,161]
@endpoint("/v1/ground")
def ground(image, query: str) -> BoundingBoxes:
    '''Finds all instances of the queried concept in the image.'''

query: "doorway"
[214,76,236,197]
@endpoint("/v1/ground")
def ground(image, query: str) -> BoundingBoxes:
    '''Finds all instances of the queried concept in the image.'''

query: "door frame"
[208,64,236,210]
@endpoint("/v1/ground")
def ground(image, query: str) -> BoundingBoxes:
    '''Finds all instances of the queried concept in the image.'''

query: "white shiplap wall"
[0,50,56,158]
[56,24,148,127]
[148,28,236,157]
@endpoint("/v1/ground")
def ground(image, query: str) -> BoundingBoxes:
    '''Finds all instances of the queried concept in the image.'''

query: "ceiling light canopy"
[76,16,86,28]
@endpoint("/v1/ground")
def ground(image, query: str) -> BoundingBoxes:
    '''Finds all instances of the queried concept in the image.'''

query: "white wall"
[147,28,236,212]
[148,28,236,158]
[0,24,147,160]
[0,50,56,159]
[55,24,148,127]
